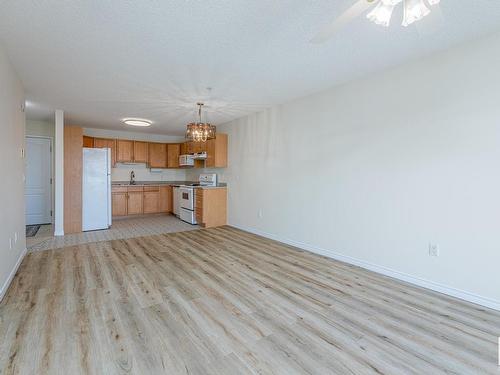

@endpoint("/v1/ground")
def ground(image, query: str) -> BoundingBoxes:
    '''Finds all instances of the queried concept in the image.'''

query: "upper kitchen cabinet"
[181,142,192,155]
[116,139,134,162]
[83,136,94,148]
[134,141,149,163]
[149,142,167,168]
[192,141,205,153]
[205,133,228,168]
[117,140,148,163]
[167,144,180,168]
[93,138,116,166]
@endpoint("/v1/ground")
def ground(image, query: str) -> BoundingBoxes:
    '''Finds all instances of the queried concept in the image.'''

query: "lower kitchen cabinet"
[112,185,173,217]
[143,186,160,214]
[112,188,128,216]
[159,185,173,213]
[195,187,227,228]
[126,187,144,215]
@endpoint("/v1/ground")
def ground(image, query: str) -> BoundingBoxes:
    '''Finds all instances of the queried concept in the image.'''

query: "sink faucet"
[130,170,135,185]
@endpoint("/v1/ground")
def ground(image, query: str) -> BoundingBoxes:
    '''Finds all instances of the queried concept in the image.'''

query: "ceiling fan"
[311,0,441,44]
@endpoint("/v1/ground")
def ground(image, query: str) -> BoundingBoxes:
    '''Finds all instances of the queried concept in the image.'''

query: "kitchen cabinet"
[159,185,172,212]
[167,144,180,168]
[134,141,149,163]
[127,186,143,215]
[179,134,227,168]
[195,187,227,228]
[83,136,94,148]
[94,138,116,166]
[143,186,160,214]
[193,142,205,153]
[112,187,128,216]
[112,184,174,216]
[116,139,134,163]
[117,140,148,163]
[149,143,167,168]
[205,133,228,168]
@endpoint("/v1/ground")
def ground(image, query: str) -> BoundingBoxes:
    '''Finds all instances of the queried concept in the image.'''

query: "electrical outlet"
[429,243,440,257]
[14,232,18,243]
[9,238,13,250]
[258,209,263,219]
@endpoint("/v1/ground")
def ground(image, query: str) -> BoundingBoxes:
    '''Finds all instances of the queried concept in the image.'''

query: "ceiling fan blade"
[310,0,377,44]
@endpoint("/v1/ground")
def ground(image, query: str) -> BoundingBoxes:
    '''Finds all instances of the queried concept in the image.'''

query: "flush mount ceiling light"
[367,0,440,28]
[123,118,152,127]
[185,103,216,143]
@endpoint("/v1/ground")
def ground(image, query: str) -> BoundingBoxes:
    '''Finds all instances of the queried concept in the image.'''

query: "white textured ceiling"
[1,0,500,135]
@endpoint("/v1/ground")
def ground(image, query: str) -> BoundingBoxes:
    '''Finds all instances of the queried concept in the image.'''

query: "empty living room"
[1,1,499,374]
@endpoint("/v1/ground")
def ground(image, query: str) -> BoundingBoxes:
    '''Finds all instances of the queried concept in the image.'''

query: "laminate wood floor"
[1,226,499,374]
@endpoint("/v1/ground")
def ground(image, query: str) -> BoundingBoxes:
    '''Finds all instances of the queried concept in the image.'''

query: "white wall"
[0,44,26,300]
[25,119,54,138]
[217,31,500,310]
[84,128,188,182]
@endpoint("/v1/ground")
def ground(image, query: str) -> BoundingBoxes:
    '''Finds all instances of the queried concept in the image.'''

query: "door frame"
[25,135,54,225]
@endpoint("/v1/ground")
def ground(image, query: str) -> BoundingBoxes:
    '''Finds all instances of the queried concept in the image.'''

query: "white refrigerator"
[82,148,112,231]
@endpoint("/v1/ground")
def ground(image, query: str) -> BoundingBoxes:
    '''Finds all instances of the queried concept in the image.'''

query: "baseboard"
[0,247,27,302]
[230,224,500,312]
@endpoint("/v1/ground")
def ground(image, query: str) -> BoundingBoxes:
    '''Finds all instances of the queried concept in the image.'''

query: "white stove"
[179,174,217,224]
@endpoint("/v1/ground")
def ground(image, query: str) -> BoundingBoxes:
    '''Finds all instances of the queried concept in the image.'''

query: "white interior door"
[25,137,52,225]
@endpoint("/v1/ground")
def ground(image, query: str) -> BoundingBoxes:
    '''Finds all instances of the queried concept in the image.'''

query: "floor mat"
[26,225,41,237]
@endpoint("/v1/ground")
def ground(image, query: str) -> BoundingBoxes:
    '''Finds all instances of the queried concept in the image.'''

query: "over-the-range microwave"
[179,154,194,166]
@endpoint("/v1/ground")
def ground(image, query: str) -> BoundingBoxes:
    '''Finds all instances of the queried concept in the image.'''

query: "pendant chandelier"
[367,0,440,28]
[185,102,216,143]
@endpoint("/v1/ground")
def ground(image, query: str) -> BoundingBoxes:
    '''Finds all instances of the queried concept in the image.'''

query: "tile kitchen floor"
[27,214,199,252]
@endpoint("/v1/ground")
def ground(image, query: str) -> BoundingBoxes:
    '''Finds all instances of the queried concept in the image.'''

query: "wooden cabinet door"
[185,142,194,154]
[180,142,187,155]
[116,140,134,163]
[205,139,216,168]
[193,142,206,153]
[143,190,160,214]
[205,134,227,168]
[83,136,94,148]
[134,141,149,163]
[127,191,143,215]
[149,143,167,168]
[94,138,116,166]
[112,192,127,216]
[167,144,180,168]
[159,185,172,212]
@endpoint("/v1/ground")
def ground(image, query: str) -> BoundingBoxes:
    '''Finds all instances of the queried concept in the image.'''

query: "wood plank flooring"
[1,226,499,374]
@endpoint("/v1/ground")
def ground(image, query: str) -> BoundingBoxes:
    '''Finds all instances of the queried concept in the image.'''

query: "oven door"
[179,187,194,210]
[180,207,197,225]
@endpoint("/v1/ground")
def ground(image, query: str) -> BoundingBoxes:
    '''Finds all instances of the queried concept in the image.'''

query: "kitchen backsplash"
[112,163,187,182]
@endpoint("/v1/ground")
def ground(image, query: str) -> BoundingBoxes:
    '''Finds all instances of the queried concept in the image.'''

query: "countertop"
[112,181,227,189]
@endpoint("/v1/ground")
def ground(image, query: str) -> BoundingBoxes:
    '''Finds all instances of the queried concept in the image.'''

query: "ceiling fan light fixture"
[367,2,397,27]
[427,0,440,5]
[402,0,431,27]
